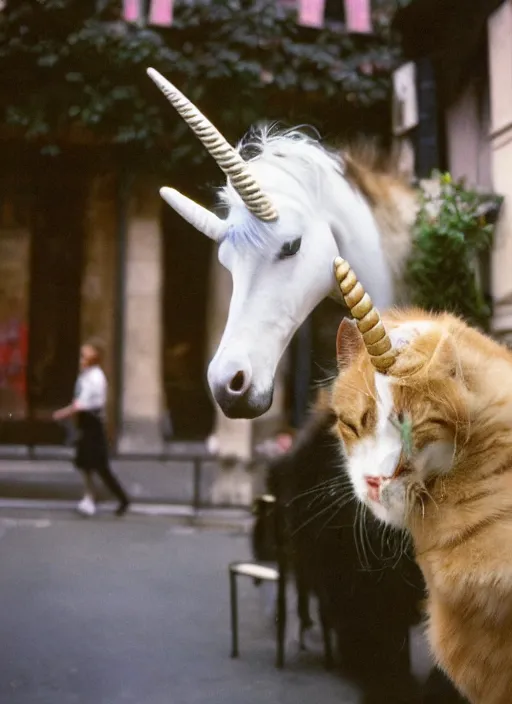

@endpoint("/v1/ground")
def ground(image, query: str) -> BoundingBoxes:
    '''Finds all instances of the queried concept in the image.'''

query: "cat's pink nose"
[365,476,381,502]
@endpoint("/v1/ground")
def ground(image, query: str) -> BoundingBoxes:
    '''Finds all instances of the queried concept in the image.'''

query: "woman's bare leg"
[76,471,96,517]
[82,471,95,500]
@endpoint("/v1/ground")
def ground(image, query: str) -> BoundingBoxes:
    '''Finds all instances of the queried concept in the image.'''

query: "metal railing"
[0,444,262,513]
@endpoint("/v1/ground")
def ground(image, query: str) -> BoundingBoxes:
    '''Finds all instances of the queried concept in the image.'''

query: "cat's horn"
[333,257,396,372]
[147,68,278,223]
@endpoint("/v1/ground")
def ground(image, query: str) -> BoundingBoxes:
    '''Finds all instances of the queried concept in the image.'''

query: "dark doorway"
[0,161,31,443]
[27,157,86,445]
[161,196,215,440]
[0,154,86,445]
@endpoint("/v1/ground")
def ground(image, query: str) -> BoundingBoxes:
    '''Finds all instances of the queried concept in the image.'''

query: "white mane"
[218,125,346,253]
[240,124,343,193]
[217,123,416,300]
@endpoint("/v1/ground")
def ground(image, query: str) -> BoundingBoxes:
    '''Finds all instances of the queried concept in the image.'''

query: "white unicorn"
[147,67,418,419]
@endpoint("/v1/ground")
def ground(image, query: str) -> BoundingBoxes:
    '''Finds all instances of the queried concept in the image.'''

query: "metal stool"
[228,560,287,667]
[229,491,287,667]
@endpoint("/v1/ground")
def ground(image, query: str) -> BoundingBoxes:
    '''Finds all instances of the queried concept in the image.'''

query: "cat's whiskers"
[311,369,337,390]
[362,503,382,562]
[369,507,405,565]
[304,480,353,512]
[380,520,392,555]
[287,474,348,506]
[353,501,364,567]
[354,502,371,570]
[316,489,356,535]
[314,360,337,378]
[419,481,439,512]
[363,504,372,566]
[364,511,405,565]
[405,480,423,521]
[392,529,408,569]
[291,490,355,537]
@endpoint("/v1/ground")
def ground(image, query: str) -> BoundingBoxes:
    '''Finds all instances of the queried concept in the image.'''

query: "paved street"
[0,510,360,704]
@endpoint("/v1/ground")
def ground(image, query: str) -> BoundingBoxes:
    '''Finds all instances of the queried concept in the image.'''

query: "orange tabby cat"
[330,258,512,704]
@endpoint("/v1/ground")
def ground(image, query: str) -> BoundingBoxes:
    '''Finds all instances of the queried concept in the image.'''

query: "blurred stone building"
[0,152,338,456]
[391,0,510,341]
[0,154,166,452]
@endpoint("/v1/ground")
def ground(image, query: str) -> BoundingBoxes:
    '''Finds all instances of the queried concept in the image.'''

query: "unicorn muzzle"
[207,351,273,419]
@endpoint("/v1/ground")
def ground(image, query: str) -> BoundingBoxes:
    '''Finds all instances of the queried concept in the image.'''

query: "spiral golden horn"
[333,257,396,372]
[147,68,278,223]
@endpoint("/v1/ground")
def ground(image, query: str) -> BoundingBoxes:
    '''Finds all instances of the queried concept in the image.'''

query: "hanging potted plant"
[405,172,503,332]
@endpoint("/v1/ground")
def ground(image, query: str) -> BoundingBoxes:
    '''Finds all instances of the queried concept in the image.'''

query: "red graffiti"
[0,318,28,399]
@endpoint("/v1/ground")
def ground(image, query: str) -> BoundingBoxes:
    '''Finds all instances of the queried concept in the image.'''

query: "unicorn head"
[148,68,398,419]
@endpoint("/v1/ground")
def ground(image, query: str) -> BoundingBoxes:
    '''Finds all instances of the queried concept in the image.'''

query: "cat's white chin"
[364,480,408,529]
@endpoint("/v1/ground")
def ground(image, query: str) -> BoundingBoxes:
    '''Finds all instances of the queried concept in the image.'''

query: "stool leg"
[230,570,239,658]
[276,577,286,669]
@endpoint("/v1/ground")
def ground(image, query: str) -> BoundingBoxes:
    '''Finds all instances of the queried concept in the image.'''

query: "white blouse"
[74,366,107,411]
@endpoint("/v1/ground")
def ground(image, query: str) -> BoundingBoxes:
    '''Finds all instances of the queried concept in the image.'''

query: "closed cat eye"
[338,416,359,437]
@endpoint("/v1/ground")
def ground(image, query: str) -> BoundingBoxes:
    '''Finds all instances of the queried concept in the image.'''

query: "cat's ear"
[336,318,364,370]
[431,332,460,379]
[393,326,460,379]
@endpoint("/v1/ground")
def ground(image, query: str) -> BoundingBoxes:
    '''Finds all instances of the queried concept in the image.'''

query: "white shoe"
[77,496,96,517]
[206,434,219,455]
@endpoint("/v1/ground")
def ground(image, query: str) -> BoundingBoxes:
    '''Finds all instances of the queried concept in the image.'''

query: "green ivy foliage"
[0,0,399,170]
[405,174,501,331]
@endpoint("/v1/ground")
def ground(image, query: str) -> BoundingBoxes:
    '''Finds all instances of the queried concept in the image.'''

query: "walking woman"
[53,339,130,517]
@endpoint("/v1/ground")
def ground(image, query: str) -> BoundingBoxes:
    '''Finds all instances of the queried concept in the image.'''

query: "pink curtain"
[344,0,372,33]
[122,0,141,22]
[149,0,174,27]
[298,0,325,28]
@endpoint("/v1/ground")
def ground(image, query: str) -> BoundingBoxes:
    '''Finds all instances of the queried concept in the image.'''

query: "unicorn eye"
[278,237,302,260]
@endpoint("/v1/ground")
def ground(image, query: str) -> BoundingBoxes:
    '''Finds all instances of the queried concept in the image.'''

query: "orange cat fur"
[330,307,512,704]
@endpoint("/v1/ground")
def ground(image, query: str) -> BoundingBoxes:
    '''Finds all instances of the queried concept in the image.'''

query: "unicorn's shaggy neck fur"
[219,125,418,302]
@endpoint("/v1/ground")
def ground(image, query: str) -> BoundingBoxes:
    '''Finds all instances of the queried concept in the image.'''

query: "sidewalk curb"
[0,498,253,532]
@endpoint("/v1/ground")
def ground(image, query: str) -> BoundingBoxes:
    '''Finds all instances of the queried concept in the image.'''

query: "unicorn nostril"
[228,371,246,394]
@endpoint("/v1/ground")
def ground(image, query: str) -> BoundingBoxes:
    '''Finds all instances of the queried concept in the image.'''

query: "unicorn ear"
[160,187,227,242]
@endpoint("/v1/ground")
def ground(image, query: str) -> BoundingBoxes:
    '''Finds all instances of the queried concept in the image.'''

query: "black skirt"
[74,410,110,472]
